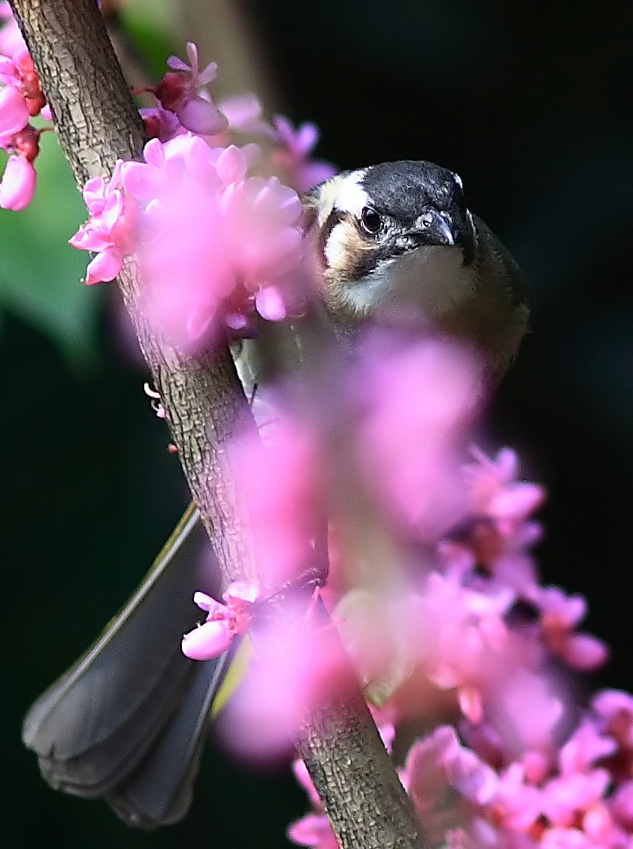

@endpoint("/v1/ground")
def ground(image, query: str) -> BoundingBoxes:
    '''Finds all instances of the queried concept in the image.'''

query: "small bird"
[22,160,529,828]
[305,160,528,379]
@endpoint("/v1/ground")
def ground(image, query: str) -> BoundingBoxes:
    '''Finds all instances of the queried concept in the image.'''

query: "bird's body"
[23,160,529,828]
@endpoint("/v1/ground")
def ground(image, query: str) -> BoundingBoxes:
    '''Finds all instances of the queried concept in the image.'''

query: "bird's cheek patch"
[324,219,376,281]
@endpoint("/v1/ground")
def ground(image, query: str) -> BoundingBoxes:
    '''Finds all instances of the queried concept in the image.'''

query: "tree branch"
[10,0,258,584]
[10,2,430,846]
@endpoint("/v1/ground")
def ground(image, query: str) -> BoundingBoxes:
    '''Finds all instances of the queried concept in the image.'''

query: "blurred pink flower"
[288,813,338,849]
[219,93,271,136]
[219,600,355,759]
[592,690,633,744]
[288,710,397,847]
[0,2,26,57]
[591,689,633,779]
[489,763,542,832]
[353,337,483,539]
[465,446,545,532]
[139,103,183,143]
[271,114,336,192]
[228,421,323,587]
[415,566,515,722]
[402,726,498,844]
[0,154,35,210]
[292,758,323,811]
[446,447,546,593]
[526,586,609,671]
[0,54,20,87]
[71,133,307,336]
[122,134,306,345]
[288,760,337,848]
[485,666,565,755]
[610,781,633,830]
[540,768,610,827]
[558,719,616,775]
[582,803,629,849]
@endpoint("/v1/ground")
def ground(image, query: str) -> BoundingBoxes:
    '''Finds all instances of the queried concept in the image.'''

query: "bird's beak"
[411,208,456,247]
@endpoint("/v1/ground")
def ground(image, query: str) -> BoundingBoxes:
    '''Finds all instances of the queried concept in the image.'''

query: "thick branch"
[296,650,428,849]
[10,0,257,584]
[10,3,429,847]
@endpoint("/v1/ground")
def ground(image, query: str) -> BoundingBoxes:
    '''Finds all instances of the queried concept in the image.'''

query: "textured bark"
[295,645,429,849]
[10,0,258,584]
[9,2,429,846]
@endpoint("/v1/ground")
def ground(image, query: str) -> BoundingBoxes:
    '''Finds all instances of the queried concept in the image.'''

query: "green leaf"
[0,131,102,364]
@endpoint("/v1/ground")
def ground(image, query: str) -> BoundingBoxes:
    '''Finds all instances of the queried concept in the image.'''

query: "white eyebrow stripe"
[333,170,369,218]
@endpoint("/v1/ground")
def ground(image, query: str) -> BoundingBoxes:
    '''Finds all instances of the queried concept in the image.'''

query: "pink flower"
[490,763,542,832]
[415,566,514,722]
[139,103,183,143]
[293,759,323,811]
[484,666,565,755]
[228,422,323,587]
[0,83,28,147]
[541,768,610,827]
[0,3,26,57]
[526,586,609,671]
[123,134,306,347]
[582,803,629,848]
[181,581,259,661]
[352,336,483,540]
[271,114,336,192]
[0,154,35,210]
[610,781,633,830]
[155,42,228,135]
[465,447,545,530]
[559,719,617,775]
[401,727,498,845]
[70,163,138,284]
[10,49,46,116]
[591,690,633,759]
[288,760,338,848]
[167,41,219,90]
[457,447,545,593]
[446,744,499,806]
[287,813,338,849]
[539,826,591,849]
[289,715,398,847]
[0,54,19,86]
[219,93,270,136]
[218,598,355,759]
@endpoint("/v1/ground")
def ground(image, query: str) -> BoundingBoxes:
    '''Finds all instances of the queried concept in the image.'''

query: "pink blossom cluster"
[281,386,622,849]
[138,43,335,193]
[284,423,627,849]
[67,42,335,345]
[0,3,50,210]
[170,327,625,849]
[390,697,633,849]
[70,134,308,341]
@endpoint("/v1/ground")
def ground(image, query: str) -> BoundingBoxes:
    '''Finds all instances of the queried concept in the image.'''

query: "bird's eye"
[360,206,382,234]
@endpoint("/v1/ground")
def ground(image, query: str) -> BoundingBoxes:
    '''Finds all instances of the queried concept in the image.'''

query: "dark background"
[5,0,633,846]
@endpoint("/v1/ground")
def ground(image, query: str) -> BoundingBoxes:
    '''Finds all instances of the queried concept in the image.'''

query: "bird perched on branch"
[22,160,529,828]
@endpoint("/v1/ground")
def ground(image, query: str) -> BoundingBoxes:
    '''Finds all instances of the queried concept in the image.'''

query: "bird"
[303,160,528,380]
[22,160,529,829]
